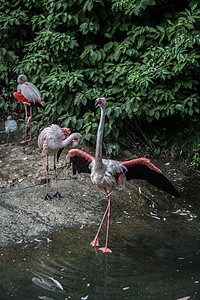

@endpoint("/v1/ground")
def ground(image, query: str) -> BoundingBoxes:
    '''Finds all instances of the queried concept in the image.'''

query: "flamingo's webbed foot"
[90,236,100,247]
[45,194,53,200]
[20,139,32,144]
[53,192,62,199]
[99,247,112,253]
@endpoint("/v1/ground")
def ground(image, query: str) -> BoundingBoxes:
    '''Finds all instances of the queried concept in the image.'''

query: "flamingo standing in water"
[13,74,45,143]
[38,124,82,200]
[67,98,180,253]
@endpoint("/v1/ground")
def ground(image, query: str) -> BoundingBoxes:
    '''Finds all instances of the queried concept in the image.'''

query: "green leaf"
[75,119,83,130]
[155,111,160,120]
[154,148,161,155]
[149,109,155,117]
[85,124,91,133]
[137,35,145,47]
[104,42,113,51]
[90,51,97,63]
[114,49,121,61]
[175,104,183,111]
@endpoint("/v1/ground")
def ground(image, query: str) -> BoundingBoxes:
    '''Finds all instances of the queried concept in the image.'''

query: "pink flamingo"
[67,98,180,253]
[38,124,82,200]
[13,74,45,143]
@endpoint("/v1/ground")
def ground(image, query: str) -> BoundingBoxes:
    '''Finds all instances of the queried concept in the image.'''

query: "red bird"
[67,98,179,253]
[13,74,45,143]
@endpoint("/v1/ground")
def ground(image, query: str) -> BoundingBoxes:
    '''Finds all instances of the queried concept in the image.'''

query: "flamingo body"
[13,74,45,143]
[67,98,180,253]
[38,124,71,155]
[13,92,44,109]
[38,124,82,200]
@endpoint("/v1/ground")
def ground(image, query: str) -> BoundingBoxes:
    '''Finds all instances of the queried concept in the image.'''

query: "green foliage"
[191,144,200,167]
[152,133,167,155]
[112,0,156,16]
[0,0,200,157]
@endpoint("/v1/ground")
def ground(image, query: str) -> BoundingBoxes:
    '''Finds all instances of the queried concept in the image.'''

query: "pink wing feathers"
[67,151,179,198]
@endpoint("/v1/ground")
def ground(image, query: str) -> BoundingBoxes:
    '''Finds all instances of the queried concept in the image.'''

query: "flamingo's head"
[17,74,28,84]
[61,127,71,137]
[95,97,106,108]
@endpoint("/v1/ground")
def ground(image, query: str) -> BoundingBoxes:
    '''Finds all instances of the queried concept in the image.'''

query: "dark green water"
[1,180,200,300]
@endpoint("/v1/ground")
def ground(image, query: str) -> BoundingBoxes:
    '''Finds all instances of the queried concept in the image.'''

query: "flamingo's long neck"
[95,104,106,168]
[61,133,81,148]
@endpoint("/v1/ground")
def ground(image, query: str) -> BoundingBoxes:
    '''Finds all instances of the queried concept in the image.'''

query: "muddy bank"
[0,134,104,247]
[0,122,198,248]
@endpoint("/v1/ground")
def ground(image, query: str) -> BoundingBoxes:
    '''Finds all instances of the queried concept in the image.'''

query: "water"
[1,180,200,300]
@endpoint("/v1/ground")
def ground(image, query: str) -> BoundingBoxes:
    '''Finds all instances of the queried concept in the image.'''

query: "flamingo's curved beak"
[95,99,99,107]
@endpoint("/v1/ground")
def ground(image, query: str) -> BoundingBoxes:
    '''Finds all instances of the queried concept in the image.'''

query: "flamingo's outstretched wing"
[67,149,95,175]
[121,158,180,198]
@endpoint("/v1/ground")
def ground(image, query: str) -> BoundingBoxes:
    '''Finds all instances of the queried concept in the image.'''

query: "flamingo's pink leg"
[20,104,28,143]
[26,106,32,142]
[53,154,62,199]
[90,195,110,247]
[45,154,52,200]
[99,194,112,253]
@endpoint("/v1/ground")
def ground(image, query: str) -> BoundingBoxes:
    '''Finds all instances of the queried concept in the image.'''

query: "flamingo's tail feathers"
[31,101,45,109]
[57,148,64,162]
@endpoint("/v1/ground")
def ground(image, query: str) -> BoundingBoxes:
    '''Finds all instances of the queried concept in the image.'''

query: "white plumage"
[5,116,18,145]
[38,124,82,200]
[38,124,68,155]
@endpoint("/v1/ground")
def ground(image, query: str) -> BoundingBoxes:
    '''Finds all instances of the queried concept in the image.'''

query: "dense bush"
[0,0,200,159]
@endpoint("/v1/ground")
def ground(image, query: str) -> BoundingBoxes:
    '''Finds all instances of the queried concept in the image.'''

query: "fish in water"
[32,271,63,292]
[49,277,64,291]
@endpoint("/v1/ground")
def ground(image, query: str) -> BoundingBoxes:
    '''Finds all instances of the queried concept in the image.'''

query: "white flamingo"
[38,124,82,200]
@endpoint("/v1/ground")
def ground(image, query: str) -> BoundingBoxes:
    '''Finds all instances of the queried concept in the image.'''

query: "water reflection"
[1,180,200,299]
[30,239,113,299]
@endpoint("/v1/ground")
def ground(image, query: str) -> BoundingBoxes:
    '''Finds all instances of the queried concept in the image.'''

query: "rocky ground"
[0,130,103,247]
[0,120,199,248]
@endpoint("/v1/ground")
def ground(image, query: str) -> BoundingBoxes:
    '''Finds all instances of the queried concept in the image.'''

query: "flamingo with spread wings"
[14,74,45,143]
[67,98,180,253]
